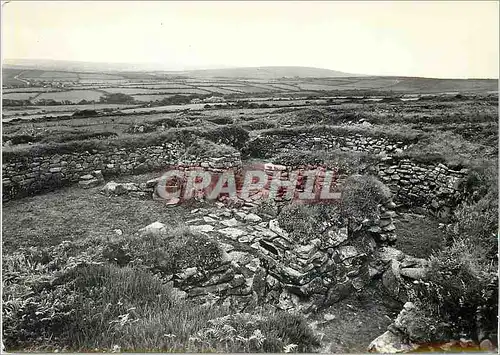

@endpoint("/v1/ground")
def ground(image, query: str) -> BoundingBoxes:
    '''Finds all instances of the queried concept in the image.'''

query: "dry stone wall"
[3,129,469,214]
[249,131,410,157]
[136,198,399,313]
[374,158,468,216]
[2,142,185,201]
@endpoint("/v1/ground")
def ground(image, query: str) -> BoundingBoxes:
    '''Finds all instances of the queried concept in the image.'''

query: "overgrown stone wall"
[3,130,469,213]
[2,142,186,201]
[374,158,468,216]
[248,131,409,157]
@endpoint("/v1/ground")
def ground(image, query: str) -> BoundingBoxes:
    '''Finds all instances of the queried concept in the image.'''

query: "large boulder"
[367,330,419,353]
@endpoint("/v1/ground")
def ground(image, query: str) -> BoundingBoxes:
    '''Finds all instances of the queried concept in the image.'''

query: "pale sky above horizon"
[2,1,499,78]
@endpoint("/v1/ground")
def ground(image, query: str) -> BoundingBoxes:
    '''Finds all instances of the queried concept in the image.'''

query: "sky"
[2,1,499,78]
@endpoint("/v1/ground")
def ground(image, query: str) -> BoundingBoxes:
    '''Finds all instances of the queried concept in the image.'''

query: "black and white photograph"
[1,1,498,353]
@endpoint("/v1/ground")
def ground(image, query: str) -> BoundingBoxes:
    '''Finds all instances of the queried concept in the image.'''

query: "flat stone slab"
[79,179,100,188]
[218,227,246,240]
[190,224,214,233]
[220,218,239,227]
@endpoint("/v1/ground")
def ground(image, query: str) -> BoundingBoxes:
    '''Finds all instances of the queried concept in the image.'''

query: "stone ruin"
[89,151,482,352]
[131,198,410,314]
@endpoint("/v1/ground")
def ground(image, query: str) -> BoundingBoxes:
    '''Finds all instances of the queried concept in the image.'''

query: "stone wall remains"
[2,142,185,201]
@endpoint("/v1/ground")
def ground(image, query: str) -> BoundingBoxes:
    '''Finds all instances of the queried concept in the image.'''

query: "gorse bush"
[185,139,237,159]
[340,175,392,224]
[406,239,498,343]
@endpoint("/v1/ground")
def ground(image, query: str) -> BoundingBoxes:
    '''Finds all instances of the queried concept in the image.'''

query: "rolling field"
[2,67,498,125]
[35,90,105,103]
[3,92,40,100]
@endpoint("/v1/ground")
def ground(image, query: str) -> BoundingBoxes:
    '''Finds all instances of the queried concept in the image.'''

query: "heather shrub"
[340,175,392,224]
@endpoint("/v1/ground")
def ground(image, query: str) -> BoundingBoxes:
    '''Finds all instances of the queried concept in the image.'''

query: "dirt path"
[13,71,31,86]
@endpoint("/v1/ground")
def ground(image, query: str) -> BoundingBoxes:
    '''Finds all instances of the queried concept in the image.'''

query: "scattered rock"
[79,179,100,188]
[220,218,239,227]
[323,313,336,321]
[377,247,405,262]
[325,227,349,247]
[382,259,402,299]
[400,267,427,280]
[479,339,496,352]
[101,181,127,195]
[337,246,358,260]
[139,221,167,236]
[269,219,289,238]
[146,178,160,188]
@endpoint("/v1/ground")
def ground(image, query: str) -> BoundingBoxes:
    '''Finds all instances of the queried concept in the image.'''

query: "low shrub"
[340,175,392,224]
[406,238,498,343]
[200,124,250,150]
[277,203,344,244]
[259,124,421,143]
[101,226,223,277]
[397,131,497,167]
[185,139,237,160]
[2,125,246,163]
[240,118,278,131]
[206,116,234,125]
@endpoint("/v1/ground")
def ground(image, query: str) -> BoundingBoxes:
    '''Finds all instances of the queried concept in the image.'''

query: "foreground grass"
[3,262,319,352]
[2,173,188,252]
[394,213,447,258]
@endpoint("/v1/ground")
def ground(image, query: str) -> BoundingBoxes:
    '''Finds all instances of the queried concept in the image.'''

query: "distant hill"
[178,66,363,79]
[2,58,234,73]
[3,59,361,78]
